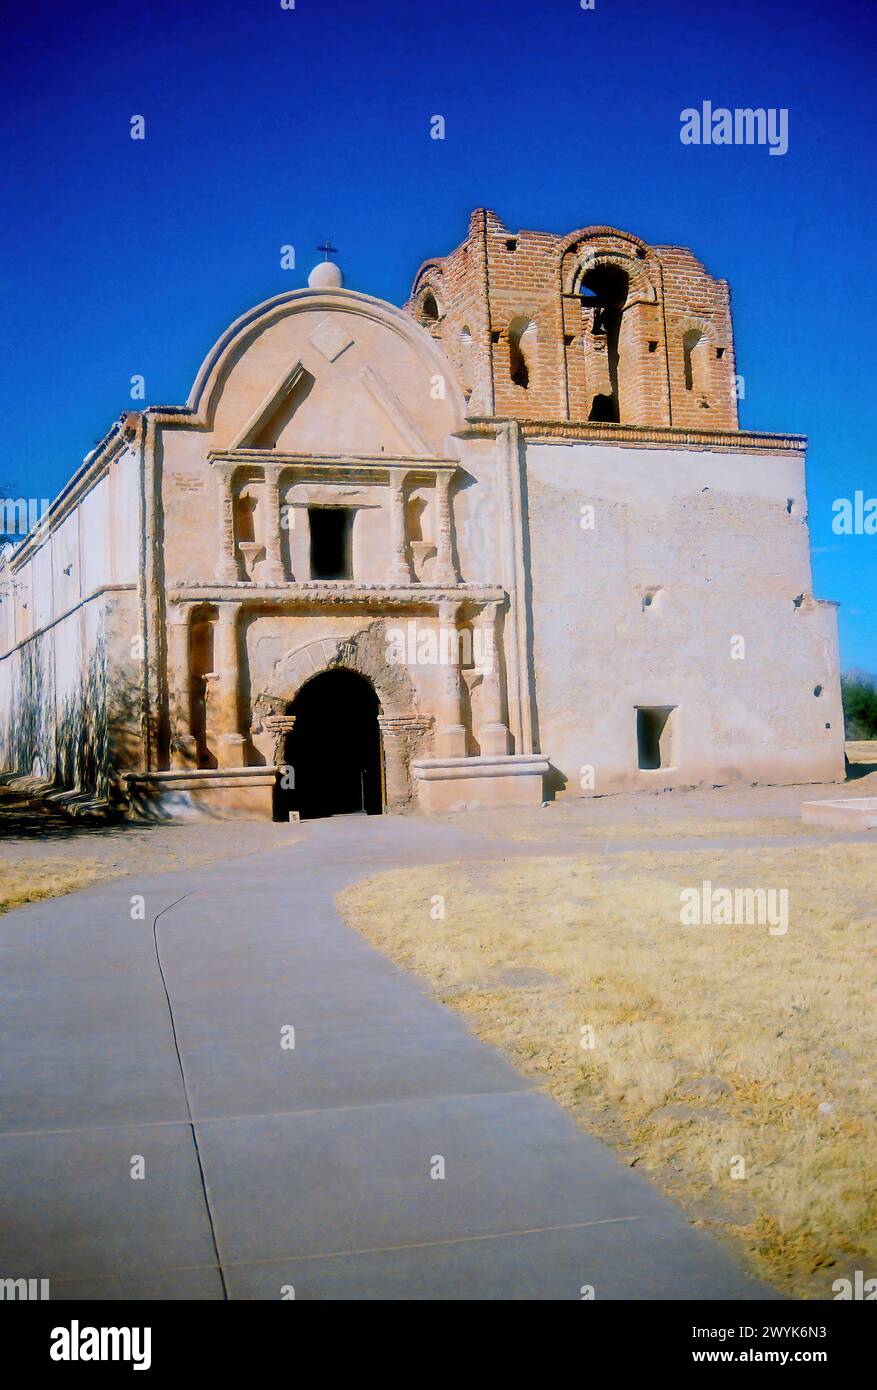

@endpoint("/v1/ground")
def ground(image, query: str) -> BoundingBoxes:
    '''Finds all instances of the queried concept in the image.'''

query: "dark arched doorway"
[278,669,384,820]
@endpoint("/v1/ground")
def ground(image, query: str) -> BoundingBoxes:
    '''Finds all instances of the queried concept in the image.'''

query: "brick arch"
[410,260,445,299]
[251,626,426,809]
[415,282,444,323]
[255,625,417,718]
[566,248,658,308]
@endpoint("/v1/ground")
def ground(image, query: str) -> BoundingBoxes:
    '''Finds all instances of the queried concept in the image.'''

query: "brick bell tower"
[404,208,739,430]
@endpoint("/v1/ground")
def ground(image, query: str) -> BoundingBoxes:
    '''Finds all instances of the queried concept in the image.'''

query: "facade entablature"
[168,582,505,607]
[207,452,463,588]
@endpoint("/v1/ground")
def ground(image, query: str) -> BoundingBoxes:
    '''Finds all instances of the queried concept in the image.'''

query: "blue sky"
[2,0,874,669]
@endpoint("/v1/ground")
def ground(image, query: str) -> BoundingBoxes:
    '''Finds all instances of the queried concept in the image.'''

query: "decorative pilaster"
[386,472,412,584]
[435,599,467,757]
[214,463,239,583]
[212,604,246,767]
[262,468,286,583]
[473,601,511,755]
[434,470,458,585]
[377,713,433,810]
[167,605,197,769]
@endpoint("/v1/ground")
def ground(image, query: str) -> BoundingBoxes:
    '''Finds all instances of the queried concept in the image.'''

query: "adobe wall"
[524,439,846,795]
[0,444,142,798]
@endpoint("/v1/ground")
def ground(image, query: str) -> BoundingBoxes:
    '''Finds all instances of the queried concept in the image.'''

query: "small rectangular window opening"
[309,507,353,580]
[636,705,676,771]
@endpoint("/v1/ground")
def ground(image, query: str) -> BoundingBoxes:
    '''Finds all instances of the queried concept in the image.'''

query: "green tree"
[841,676,877,739]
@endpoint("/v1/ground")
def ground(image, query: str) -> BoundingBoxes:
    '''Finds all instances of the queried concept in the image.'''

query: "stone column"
[473,601,511,755]
[433,470,458,585]
[386,472,412,584]
[377,714,432,811]
[435,599,467,757]
[211,604,246,767]
[262,467,286,583]
[167,605,197,768]
[214,463,239,583]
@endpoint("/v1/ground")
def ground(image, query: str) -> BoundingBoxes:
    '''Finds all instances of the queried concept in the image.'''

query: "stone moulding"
[412,753,549,780]
[124,766,279,821]
[456,418,807,455]
[169,583,506,605]
[411,753,550,813]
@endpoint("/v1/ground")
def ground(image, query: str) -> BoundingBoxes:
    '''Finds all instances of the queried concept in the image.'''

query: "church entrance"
[279,668,384,820]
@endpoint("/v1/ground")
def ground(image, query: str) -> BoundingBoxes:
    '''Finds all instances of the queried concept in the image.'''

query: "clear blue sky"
[2,0,874,669]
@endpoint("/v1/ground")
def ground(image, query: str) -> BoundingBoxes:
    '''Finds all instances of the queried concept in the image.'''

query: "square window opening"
[636,705,676,771]
[309,507,353,580]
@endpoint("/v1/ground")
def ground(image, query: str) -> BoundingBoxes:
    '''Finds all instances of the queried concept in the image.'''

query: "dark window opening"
[683,329,703,391]
[636,706,675,771]
[505,238,518,251]
[508,317,535,389]
[589,394,617,422]
[421,292,439,322]
[716,347,725,360]
[648,340,658,353]
[581,264,628,423]
[309,508,352,580]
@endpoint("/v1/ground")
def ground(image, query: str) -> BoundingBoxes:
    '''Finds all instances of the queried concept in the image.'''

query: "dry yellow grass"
[467,814,821,845]
[339,840,877,1297]
[0,857,114,913]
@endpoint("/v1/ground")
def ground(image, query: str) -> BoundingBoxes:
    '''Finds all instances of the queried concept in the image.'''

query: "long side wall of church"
[524,441,846,795]
[0,448,143,800]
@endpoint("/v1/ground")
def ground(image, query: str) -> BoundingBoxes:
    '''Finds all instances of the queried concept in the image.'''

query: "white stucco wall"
[0,444,141,791]
[525,441,845,794]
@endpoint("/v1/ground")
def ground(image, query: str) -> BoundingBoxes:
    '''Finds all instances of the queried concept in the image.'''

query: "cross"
[317,240,338,262]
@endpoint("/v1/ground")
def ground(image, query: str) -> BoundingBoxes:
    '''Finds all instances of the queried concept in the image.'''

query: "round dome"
[308,260,343,289]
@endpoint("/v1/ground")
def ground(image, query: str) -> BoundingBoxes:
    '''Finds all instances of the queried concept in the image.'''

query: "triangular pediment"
[231,360,314,449]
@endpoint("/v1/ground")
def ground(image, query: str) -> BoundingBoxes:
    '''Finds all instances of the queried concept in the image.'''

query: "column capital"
[377,713,433,737]
[474,599,503,627]
[215,602,240,626]
[211,459,238,481]
[167,601,194,627]
[437,598,461,627]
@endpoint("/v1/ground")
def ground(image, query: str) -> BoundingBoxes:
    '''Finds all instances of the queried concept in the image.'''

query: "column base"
[217,733,247,768]
[171,734,198,770]
[436,724,467,757]
[477,722,511,756]
[386,565,413,585]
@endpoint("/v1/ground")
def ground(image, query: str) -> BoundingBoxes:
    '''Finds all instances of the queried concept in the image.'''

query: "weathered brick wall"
[404,210,739,429]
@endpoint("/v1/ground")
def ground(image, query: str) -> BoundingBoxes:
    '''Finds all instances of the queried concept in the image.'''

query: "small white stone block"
[308,318,354,363]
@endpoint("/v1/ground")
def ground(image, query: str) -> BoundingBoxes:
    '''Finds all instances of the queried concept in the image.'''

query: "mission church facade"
[0,209,845,818]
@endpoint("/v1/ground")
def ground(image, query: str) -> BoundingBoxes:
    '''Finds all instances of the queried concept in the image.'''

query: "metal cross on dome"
[317,240,338,262]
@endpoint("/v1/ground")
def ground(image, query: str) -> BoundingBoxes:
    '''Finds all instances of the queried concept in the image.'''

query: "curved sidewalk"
[0,815,777,1300]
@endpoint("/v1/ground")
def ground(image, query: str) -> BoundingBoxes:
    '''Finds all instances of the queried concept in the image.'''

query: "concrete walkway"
[0,816,776,1300]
